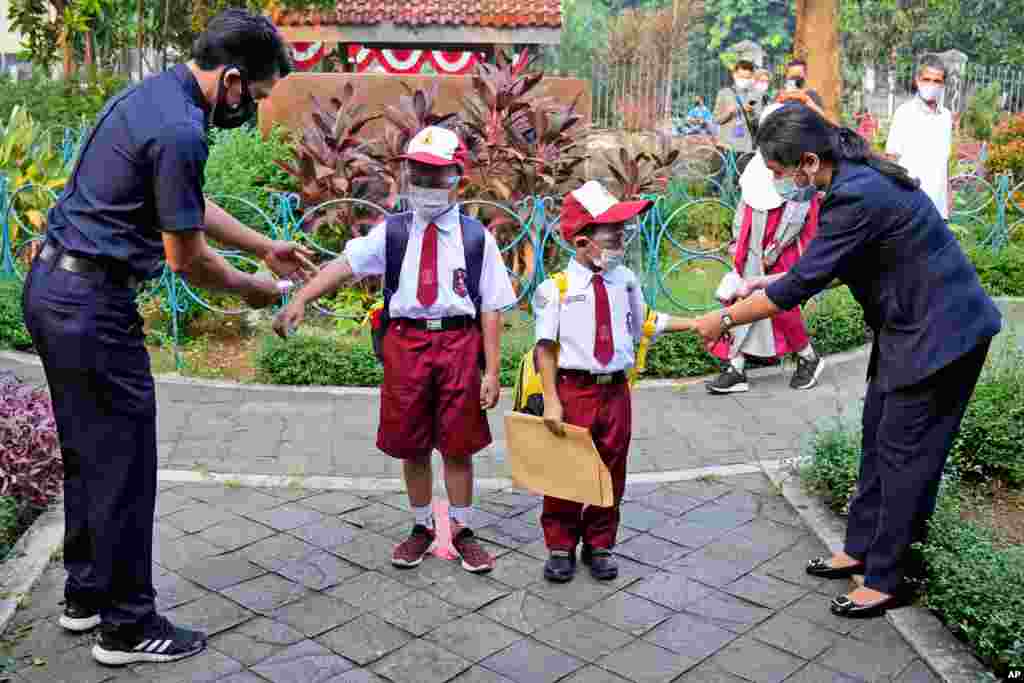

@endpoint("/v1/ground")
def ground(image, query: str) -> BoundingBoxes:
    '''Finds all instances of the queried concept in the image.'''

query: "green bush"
[805,287,870,355]
[0,279,31,351]
[0,72,129,131]
[644,332,720,378]
[962,83,1002,142]
[255,332,383,387]
[204,125,297,234]
[950,341,1024,486]
[967,245,1024,297]
[0,495,20,561]
[799,417,862,515]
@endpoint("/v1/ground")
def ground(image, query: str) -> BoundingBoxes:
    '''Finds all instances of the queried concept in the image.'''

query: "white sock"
[449,505,473,528]
[797,345,816,361]
[731,355,746,372]
[413,504,434,529]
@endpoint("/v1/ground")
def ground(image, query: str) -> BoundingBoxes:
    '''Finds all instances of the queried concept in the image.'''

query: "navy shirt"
[766,161,1002,392]
[47,65,210,279]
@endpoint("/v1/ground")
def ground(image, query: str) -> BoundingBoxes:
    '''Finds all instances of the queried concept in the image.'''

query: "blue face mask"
[773,159,819,201]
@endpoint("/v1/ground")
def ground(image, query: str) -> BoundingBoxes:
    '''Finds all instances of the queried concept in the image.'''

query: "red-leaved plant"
[0,372,61,507]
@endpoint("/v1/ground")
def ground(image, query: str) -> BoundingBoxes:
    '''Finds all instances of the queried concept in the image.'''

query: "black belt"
[559,369,627,386]
[39,243,141,290]
[394,316,474,331]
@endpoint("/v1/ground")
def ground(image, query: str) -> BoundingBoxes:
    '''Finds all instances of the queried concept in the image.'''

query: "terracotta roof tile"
[275,1,562,29]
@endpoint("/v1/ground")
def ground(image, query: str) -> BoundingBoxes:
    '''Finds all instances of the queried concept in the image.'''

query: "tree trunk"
[794,0,842,121]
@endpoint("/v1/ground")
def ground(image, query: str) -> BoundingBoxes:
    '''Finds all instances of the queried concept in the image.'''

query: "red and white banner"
[347,45,527,75]
[291,41,327,70]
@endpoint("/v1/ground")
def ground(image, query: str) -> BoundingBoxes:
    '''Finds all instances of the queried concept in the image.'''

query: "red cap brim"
[594,200,653,224]
[399,151,464,171]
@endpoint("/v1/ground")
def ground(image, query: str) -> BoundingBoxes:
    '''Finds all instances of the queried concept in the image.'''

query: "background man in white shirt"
[886,56,953,220]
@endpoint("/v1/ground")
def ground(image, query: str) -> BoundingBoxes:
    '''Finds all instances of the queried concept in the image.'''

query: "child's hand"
[543,397,565,437]
[480,373,500,410]
[273,300,305,339]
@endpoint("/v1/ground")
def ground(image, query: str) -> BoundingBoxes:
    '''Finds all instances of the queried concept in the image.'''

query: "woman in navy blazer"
[689,105,1002,618]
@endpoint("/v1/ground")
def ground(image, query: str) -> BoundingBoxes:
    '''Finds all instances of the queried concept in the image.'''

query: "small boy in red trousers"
[275,126,517,573]
[533,181,694,582]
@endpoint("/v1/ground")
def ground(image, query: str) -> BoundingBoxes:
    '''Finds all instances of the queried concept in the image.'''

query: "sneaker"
[543,551,576,583]
[707,366,749,394]
[92,615,206,666]
[581,545,618,581]
[392,524,436,568]
[791,353,824,390]
[59,602,101,633]
[451,523,494,573]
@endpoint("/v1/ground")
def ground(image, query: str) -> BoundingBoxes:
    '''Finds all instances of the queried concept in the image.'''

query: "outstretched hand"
[691,311,726,351]
[265,241,318,282]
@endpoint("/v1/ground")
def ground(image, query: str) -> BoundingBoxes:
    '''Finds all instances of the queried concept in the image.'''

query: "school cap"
[560,180,652,242]
[399,126,468,172]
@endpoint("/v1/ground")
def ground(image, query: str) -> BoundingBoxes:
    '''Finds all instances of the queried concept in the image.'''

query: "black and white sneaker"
[59,602,101,632]
[707,366,749,394]
[92,615,206,666]
[791,353,824,390]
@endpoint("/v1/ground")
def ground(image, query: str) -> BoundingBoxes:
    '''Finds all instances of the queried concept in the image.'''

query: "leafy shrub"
[804,287,870,355]
[967,245,1024,297]
[643,332,720,378]
[799,418,862,515]
[203,125,297,234]
[0,372,61,507]
[255,332,383,387]
[962,83,1002,143]
[0,72,128,131]
[950,341,1024,486]
[987,113,1024,180]
[0,493,41,562]
[0,279,32,351]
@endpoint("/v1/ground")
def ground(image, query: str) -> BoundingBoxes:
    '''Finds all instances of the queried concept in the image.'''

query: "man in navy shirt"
[22,9,314,666]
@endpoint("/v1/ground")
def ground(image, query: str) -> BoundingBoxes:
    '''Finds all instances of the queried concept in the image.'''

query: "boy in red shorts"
[275,126,517,572]
[534,180,694,582]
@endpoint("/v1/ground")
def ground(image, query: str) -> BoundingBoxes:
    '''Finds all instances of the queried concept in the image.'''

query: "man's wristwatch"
[720,312,735,333]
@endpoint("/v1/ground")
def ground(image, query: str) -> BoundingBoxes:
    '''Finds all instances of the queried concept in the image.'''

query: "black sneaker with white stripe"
[707,366,749,394]
[59,602,101,632]
[92,615,206,666]
[790,353,825,390]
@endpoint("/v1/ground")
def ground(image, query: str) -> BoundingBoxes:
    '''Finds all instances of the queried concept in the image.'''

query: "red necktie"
[592,274,614,365]
[417,222,439,307]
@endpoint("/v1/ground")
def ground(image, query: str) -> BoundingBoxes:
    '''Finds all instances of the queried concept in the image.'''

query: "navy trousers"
[845,339,990,594]
[22,253,157,630]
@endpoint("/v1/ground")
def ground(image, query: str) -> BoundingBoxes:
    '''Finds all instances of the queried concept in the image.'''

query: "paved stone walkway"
[3,473,938,683]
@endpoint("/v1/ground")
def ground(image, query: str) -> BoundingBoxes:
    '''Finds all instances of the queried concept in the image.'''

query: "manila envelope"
[503,412,614,507]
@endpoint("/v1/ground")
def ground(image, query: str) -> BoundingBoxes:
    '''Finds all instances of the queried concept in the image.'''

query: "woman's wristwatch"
[720,311,735,333]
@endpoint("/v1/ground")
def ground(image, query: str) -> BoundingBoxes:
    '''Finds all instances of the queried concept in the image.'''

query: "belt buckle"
[595,373,613,385]
[426,319,443,331]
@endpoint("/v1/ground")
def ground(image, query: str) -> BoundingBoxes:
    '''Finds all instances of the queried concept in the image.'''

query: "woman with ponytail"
[688,104,1002,619]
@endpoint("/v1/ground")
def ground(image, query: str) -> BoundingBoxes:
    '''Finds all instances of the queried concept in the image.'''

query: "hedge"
[0,279,32,351]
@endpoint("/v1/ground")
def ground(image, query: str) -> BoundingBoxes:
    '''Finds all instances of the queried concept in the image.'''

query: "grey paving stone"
[341,503,412,533]
[160,502,238,534]
[154,567,210,610]
[128,647,244,682]
[476,539,517,560]
[178,555,267,591]
[3,617,88,662]
[708,636,806,683]
[819,635,917,682]
[236,533,319,570]
[479,590,574,635]
[608,556,661,585]
[721,573,809,609]
[372,639,472,683]
[198,517,278,551]
[524,575,618,611]
[209,616,305,666]
[263,485,318,502]
[596,639,694,683]
[316,613,413,666]
[164,592,254,636]
[722,472,776,494]
[425,567,511,611]
[155,519,188,541]
[154,491,197,518]
[331,533,399,570]
[153,533,224,572]
[479,639,584,683]
[712,490,762,513]
[637,490,705,516]
[321,671,388,683]
[250,639,356,683]
[648,517,731,550]
[515,539,551,561]
[326,571,414,611]
[559,667,631,683]
[215,673,271,683]
[476,517,541,549]
[749,612,838,659]
[220,573,308,614]
[783,662,867,683]
[290,518,363,549]
[666,553,755,588]
[247,503,327,531]
[672,660,753,682]
[626,572,715,611]
[663,480,733,502]
[451,666,517,683]
[681,591,774,634]
[423,613,525,663]
[488,552,546,589]
[584,592,674,637]
[375,590,465,636]
[301,491,372,515]
[781,593,858,636]
[533,614,634,662]
[274,550,364,590]
[185,486,284,512]
[757,496,805,527]
[894,659,941,683]
[679,504,757,532]
[621,482,664,502]
[13,645,111,683]
[642,612,737,659]
[727,519,806,556]
[619,503,672,532]
[613,534,691,566]
[757,539,831,590]
[271,594,363,637]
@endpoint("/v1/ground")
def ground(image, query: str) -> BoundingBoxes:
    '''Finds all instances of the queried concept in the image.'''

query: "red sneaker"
[392,525,436,568]
[451,523,494,573]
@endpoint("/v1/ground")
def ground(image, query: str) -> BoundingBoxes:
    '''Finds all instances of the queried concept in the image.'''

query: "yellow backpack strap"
[629,305,660,387]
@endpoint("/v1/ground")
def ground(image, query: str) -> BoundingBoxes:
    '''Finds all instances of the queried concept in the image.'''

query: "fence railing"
[0,144,1016,371]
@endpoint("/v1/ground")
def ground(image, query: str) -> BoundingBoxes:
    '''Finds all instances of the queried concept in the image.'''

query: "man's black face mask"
[212,67,256,129]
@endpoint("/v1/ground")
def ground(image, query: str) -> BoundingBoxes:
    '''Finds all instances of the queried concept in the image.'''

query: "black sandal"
[829,593,904,619]
[806,557,865,579]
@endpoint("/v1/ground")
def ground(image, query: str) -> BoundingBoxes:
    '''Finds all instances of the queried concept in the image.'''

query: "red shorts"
[377,321,492,460]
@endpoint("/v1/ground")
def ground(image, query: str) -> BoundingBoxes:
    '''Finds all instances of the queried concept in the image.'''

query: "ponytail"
[831,127,918,190]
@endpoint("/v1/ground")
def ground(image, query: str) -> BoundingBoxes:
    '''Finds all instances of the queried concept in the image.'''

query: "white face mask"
[754,83,769,94]
[734,78,753,91]
[594,248,625,271]
[918,83,944,104]
[405,184,455,220]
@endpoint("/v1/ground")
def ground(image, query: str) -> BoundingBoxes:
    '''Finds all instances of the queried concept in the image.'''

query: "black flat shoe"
[806,557,865,579]
[581,546,618,581]
[544,552,576,583]
[829,593,904,619]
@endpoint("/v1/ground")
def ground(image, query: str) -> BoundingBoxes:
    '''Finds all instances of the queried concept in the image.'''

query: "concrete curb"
[0,499,64,637]
[763,467,991,683]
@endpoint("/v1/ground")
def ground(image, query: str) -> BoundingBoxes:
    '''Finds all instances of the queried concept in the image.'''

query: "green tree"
[703,0,795,57]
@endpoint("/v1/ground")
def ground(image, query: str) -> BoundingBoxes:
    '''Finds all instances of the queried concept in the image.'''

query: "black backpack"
[371,211,487,362]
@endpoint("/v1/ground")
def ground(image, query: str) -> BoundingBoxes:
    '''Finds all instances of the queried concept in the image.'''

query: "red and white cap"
[399,126,468,172]
[560,180,652,242]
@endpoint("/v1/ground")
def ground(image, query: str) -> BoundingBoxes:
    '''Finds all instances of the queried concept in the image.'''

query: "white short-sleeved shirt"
[886,98,953,219]
[533,258,662,374]
[343,205,518,319]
